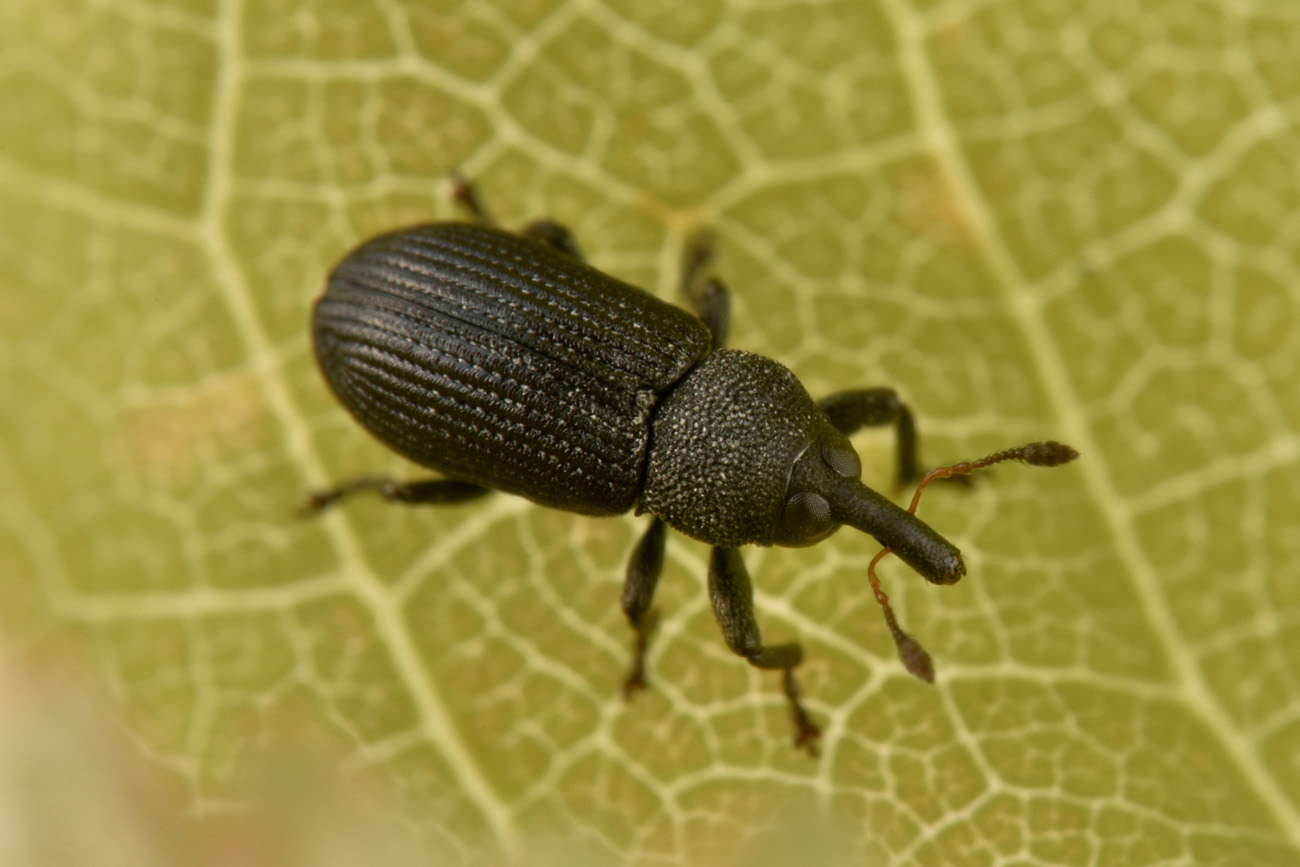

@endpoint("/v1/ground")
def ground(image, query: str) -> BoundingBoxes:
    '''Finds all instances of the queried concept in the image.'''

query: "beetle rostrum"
[304,177,1079,756]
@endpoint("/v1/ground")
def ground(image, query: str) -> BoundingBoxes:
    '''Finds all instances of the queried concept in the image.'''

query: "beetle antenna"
[867,440,1079,680]
[907,441,1079,513]
[867,546,933,682]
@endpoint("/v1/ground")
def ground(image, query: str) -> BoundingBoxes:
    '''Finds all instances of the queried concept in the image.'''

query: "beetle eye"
[821,435,861,479]
[782,491,834,540]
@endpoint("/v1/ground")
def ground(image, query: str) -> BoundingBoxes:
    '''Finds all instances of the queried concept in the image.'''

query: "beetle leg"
[681,231,715,289]
[449,170,494,224]
[521,220,584,260]
[298,477,489,517]
[815,388,918,487]
[620,517,666,699]
[693,277,730,349]
[448,173,584,262]
[708,546,821,756]
[681,232,730,347]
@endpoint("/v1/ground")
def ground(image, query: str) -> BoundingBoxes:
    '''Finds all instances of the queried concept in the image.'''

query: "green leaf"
[3,0,1299,863]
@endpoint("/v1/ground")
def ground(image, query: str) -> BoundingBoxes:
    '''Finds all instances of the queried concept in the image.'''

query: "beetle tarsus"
[782,668,821,757]
[621,665,648,701]
[297,489,341,517]
[295,474,398,516]
[621,608,658,700]
[296,476,489,517]
[449,170,492,223]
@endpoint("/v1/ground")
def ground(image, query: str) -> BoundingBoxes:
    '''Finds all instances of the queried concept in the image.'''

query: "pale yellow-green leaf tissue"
[1,0,1298,864]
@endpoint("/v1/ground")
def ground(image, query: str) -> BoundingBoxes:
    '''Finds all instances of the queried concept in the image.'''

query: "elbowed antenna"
[831,441,1081,684]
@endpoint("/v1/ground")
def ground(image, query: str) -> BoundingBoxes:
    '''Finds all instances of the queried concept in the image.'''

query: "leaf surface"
[2,0,1299,864]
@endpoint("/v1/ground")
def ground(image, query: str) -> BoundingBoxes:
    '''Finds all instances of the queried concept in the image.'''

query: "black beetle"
[303,178,1078,755]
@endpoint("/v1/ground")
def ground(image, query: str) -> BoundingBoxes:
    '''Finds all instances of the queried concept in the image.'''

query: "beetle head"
[774,427,965,585]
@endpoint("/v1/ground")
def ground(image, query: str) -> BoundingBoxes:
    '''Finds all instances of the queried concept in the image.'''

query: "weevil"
[303,177,1078,755]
